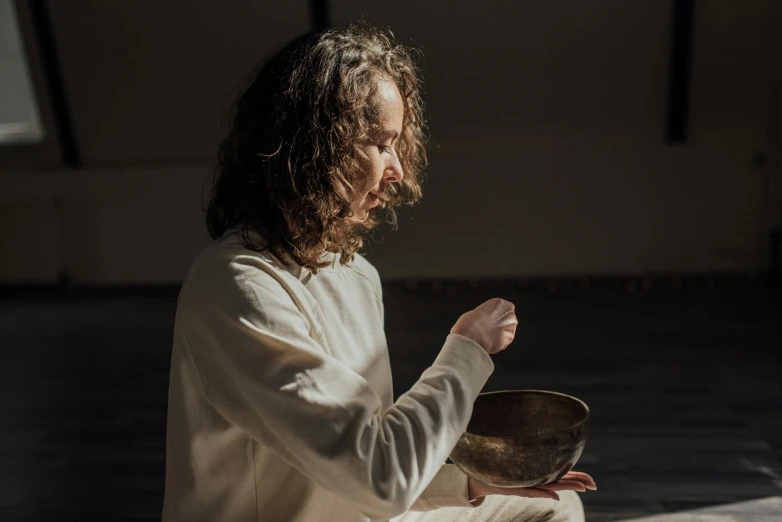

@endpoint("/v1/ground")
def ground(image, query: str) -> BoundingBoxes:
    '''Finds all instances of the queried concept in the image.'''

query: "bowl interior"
[467,390,588,438]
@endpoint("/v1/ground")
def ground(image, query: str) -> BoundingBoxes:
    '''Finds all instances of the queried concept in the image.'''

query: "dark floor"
[1,281,781,521]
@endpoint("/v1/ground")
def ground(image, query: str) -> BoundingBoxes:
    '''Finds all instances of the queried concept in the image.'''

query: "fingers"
[499,306,517,318]
[536,479,586,492]
[481,471,597,504]
[498,304,516,319]
[487,298,515,314]
[507,487,560,501]
[498,315,519,328]
[561,471,597,491]
[479,482,561,501]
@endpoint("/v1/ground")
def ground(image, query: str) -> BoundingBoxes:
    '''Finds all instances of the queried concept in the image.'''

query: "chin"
[349,210,369,222]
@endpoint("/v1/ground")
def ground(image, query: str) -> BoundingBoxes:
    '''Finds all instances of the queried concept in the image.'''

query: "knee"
[500,490,584,522]
[550,491,584,522]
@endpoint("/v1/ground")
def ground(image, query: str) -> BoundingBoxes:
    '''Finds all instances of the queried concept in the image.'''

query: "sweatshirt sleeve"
[408,464,486,511]
[177,261,494,521]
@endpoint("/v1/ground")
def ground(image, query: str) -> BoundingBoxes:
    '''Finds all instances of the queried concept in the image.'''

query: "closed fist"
[450,298,517,355]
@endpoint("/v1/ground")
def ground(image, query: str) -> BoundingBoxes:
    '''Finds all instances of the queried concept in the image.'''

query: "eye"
[378,144,392,154]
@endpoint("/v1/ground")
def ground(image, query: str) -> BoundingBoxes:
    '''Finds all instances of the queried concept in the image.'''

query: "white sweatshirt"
[162,229,494,522]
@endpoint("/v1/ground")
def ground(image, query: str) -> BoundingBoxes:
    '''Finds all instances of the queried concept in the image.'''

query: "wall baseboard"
[0,272,776,300]
[0,284,182,299]
[383,272,775,296]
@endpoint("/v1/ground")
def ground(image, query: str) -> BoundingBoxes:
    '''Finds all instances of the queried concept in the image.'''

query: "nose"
[385,150,404,183]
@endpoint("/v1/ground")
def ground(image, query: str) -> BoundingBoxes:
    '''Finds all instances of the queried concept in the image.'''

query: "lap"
[393,491,584,522]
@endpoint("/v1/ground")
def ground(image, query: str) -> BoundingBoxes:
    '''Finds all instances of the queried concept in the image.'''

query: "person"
[162,23,596,522]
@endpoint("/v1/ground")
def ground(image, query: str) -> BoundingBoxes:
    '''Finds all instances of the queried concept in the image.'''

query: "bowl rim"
[464,389,590,440]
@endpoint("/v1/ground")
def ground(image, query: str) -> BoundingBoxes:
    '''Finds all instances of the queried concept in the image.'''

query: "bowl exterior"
[450,421,588,488]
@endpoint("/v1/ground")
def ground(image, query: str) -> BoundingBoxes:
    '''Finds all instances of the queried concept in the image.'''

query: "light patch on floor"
[739,458,782,489]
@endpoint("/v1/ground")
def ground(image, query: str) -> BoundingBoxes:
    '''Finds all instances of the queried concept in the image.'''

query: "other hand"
[468,471,597,502]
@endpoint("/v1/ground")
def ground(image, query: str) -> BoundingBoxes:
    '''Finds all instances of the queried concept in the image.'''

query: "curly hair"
[205,23,428,271]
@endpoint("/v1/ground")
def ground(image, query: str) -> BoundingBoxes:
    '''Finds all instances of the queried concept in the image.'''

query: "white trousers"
[393,491,585,522]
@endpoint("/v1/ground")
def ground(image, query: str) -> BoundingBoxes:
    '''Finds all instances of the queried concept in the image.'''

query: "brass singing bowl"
[450,390,589,488]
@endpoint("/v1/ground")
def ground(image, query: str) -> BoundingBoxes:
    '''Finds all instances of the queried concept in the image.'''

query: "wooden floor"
[1,282,780,521]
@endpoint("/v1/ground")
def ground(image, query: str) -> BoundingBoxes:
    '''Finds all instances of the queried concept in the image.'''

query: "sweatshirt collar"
[219,227,343,280]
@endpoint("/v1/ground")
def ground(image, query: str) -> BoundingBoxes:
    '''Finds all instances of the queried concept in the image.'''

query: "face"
[350,78,405,222]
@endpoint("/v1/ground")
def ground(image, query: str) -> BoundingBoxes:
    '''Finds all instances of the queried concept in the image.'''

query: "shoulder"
[175,236,323,356]
[347,253,383,301]
[179,234,308,317]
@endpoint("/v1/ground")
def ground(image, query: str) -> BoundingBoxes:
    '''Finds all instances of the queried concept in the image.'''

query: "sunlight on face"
[349,78,405,222]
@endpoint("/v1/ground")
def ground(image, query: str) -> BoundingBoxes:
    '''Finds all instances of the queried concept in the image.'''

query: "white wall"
[1,0,780,283]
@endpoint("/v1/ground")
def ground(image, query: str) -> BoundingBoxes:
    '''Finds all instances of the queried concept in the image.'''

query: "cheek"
[365,173,381,192]
[367,161,385,188]
[359,170,383,194]
[359,153,383,186]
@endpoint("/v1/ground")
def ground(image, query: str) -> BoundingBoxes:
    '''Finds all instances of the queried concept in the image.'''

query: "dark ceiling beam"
[27,0,81,168]
[309,0,330,32]
[666,0,695,143]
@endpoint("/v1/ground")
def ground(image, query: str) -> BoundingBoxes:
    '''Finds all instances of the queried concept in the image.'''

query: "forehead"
[373,78,404,127]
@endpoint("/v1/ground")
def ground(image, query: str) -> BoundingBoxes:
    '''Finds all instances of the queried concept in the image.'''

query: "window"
[0,0,44,145]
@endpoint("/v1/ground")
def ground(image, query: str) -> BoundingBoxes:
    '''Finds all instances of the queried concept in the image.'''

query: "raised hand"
[450,298,518,355]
